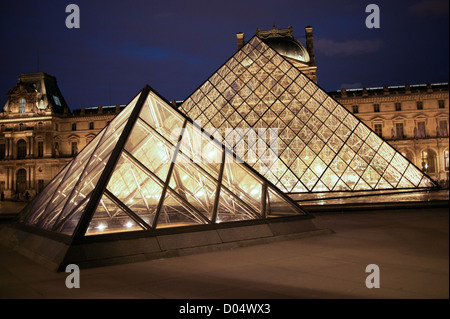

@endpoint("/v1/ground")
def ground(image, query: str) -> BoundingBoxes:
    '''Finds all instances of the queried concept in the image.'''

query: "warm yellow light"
[97,223,107,231]
[125,221,133,228]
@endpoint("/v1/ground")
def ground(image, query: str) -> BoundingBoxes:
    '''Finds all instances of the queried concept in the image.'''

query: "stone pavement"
[0,207,448,299]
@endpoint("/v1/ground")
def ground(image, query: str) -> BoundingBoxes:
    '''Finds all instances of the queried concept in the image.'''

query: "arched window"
[19,98,26,113]
[17,139,27,159]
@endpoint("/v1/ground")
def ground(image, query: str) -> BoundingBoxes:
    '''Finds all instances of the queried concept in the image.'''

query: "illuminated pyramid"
[5,86,320,270]
[179,35,439,193]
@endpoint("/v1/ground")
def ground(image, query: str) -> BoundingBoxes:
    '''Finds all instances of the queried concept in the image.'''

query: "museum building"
[0,26,448,201]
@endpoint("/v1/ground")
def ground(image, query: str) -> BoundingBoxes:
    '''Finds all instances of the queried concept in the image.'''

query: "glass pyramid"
[179,36,439,193]
[18,86,308,238]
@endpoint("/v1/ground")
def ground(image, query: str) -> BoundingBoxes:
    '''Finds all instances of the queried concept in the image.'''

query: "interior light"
[97,223,107,231]
[125,221,133,228]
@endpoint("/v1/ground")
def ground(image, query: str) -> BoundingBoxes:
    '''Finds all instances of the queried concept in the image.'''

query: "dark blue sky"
[1,0,448,110]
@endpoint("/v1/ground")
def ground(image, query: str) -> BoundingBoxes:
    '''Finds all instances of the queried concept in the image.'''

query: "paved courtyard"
[0,206,448,299]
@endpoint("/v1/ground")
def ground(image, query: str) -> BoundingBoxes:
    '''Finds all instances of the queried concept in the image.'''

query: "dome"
[263,37,310,63]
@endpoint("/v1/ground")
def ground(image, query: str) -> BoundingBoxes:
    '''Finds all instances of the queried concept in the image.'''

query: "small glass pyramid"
[18,86,309,238]
[179,36,439,193]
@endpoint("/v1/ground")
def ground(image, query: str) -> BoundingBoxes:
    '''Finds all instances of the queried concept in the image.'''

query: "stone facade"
[330,83,449,186]
[0,73,122,200]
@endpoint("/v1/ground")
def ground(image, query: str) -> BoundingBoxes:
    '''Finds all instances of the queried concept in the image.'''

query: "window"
[421,150,436,174]
[71,142,78,156]
[352,105,358,113]
[55,123,59,131]
[53,95,61,106]
[19,123,24,131]
[37,179,45,193]
[17,139,27,159]
[444,151,449,171]
[395,102,402,111]
[16,169,27,193]
[439,120,448,137]
[0,144,5,160]
[19,98,26,113]
[72,123,77,131]
[89,122,94,130]
[38,122,43,130]
[438,100,445,109]
[38,141,44,157]
[373,104,380,112]
[417,101,423,110]
[374,124,382,137]
[417,122,426,138]
[395,123,404,139]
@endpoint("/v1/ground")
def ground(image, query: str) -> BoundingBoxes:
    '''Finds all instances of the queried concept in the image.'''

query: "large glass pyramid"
[179,36,439,193]
[17,86,309,239]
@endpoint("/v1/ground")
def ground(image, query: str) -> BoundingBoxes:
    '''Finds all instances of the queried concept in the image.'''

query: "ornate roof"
[257,26,310,63]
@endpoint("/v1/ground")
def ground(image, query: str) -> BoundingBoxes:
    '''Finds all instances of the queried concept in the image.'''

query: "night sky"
[0,0,448,111]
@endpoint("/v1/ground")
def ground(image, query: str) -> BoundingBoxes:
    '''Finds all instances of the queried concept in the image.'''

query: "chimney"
[236,32,245,50]
[305,26,315,64]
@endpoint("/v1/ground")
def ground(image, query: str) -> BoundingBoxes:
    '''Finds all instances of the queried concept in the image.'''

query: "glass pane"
[156,190,207,229]
[222,154,263,213]
[57,195,90,235]
[139,92,184,145]
[86,194,145,236]
[216,188,258,223]
[23,162,72,226]
[267,186,304,217]
[106,153,163,226]
[59,119,128,223]
[125,120,174,182]
[169,153,218,221]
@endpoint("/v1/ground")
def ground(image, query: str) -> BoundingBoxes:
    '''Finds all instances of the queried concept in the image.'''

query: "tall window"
[395,102,402,111]
[416,101,423,110]
[38,141,44,157]
[17,139,27,159]
[444,150,449,171]
[89,122,94,130]
[396,123,404,139]
[438,100,445,109]
[352,105,358,113]
[373,104,380,112]
[421,150,436,174]
[0,144,5,160]
[417,122,426,138]
[71,141,78,156]
[16,169,27,193]
[37,179,45,193]
[72,123,77,131]
[19,98,26,113]
[439,120,448,137]
[374,124,382,137]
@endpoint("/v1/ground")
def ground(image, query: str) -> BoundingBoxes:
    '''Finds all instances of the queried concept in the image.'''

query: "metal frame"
[72,86,151,243]
[14,84,310,244]
[179,35,440,194]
